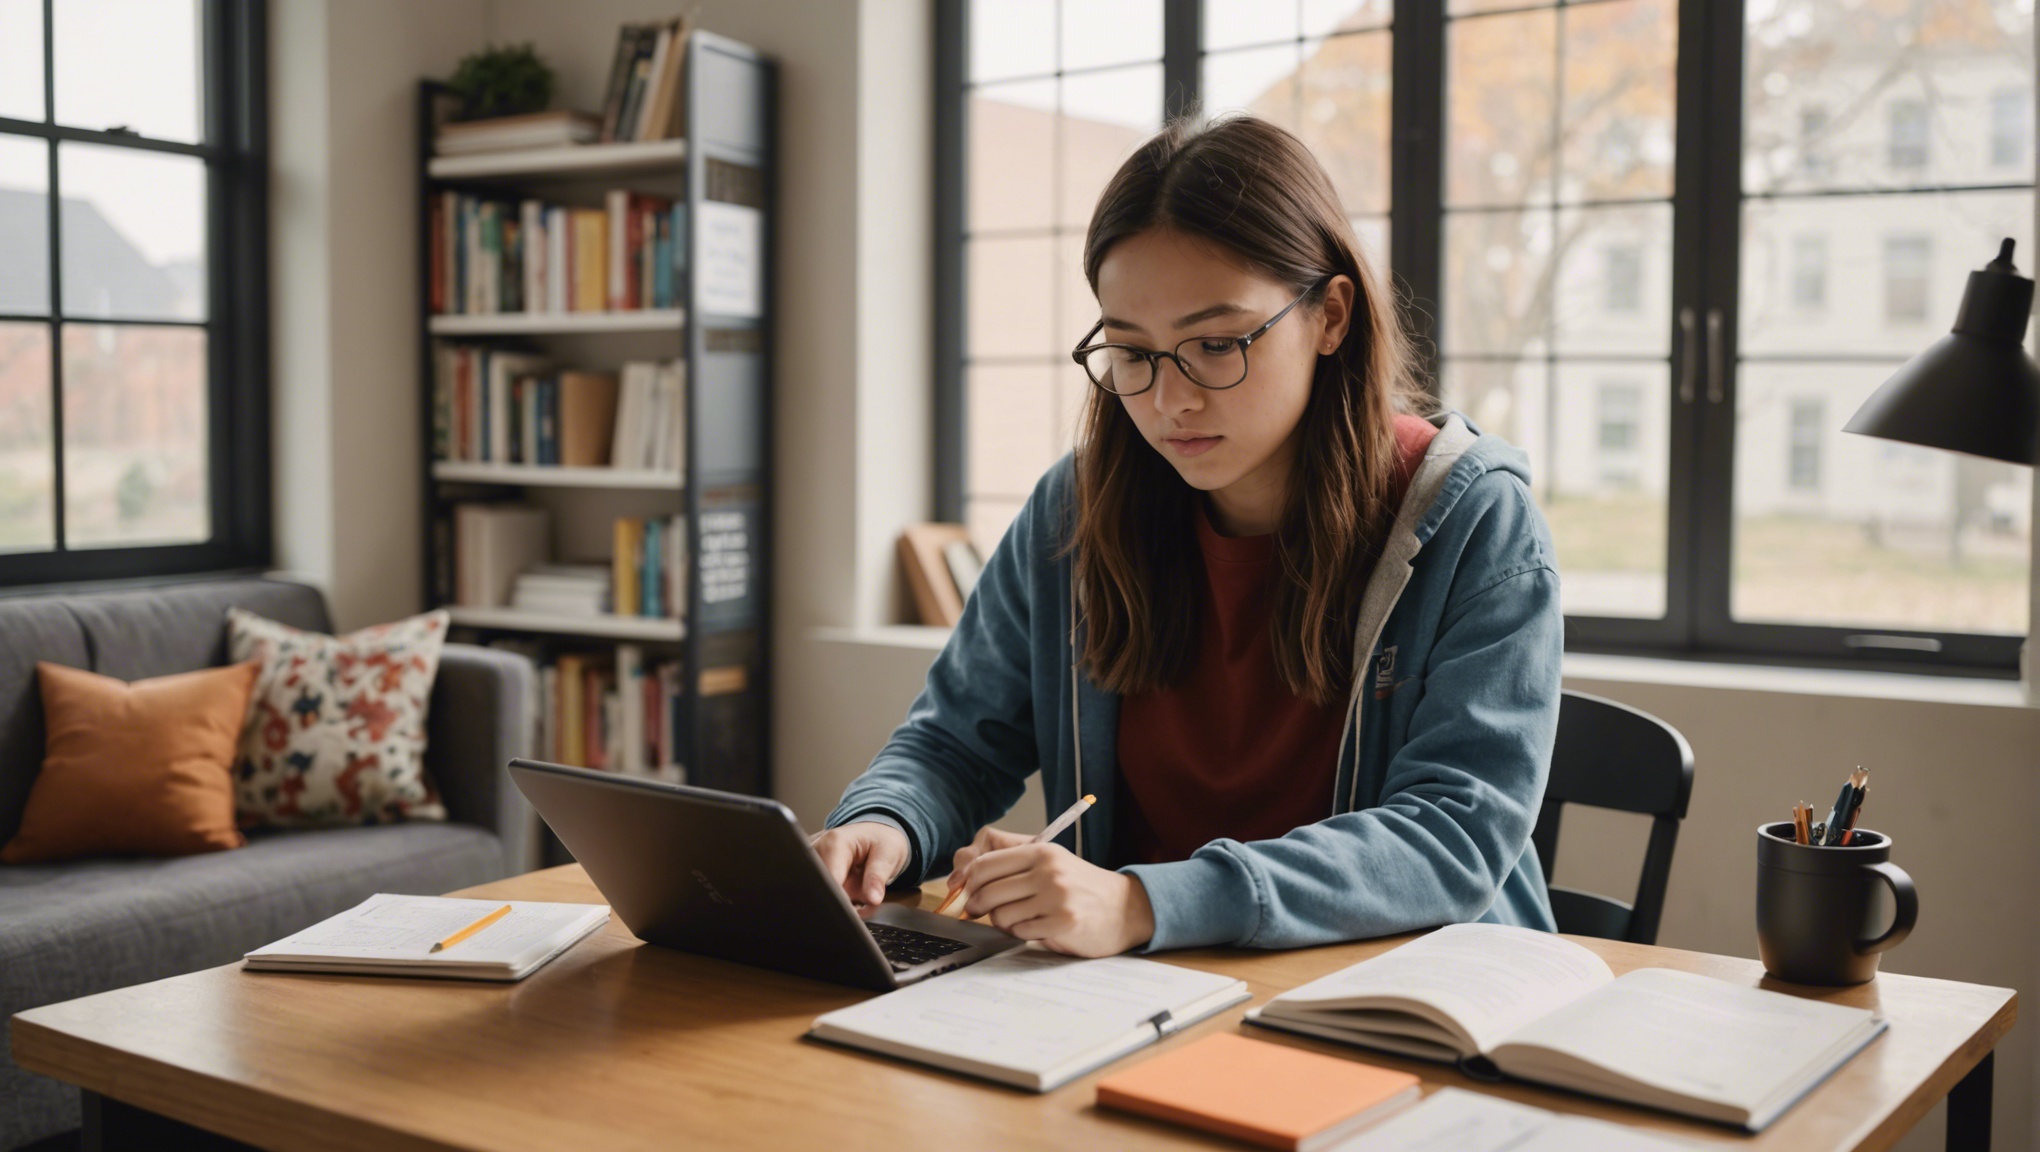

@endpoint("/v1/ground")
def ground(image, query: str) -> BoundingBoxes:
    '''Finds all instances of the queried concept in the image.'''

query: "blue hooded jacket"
[826,413,1562,950]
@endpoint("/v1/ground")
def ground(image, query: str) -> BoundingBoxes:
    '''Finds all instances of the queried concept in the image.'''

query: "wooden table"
[12,865,2014,1152]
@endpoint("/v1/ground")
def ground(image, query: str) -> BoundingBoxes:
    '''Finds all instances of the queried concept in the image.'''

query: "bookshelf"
[416,31,775,802]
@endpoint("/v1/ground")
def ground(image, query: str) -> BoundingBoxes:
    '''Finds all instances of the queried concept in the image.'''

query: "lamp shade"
[1844,239,2040,466]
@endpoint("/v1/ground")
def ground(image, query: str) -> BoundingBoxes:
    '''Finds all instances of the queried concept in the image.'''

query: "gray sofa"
[0,577,535,1150]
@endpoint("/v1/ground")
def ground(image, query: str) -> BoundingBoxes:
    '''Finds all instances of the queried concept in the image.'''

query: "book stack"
[612,515,688,619]
[599,17,692,143]
[434,110,599,156]
[540,646,685,782]
[427,191,684,316]
[612,360,686,472]
[454,504,551,608]
[510,564,611,617]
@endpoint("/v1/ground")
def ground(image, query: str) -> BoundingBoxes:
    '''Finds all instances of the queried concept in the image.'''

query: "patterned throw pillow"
[229,608,451,826]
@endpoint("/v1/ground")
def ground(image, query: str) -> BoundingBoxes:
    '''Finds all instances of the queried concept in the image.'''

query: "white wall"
[270,0,485,630]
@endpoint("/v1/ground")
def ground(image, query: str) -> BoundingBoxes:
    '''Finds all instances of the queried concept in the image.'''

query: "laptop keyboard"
[868,923,971,971]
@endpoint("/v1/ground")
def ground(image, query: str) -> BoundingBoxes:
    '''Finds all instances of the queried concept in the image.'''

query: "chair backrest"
[1530,689,1694,946]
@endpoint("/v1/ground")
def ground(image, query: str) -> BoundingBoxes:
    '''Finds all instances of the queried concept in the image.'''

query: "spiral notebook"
[809,947,1250,1091]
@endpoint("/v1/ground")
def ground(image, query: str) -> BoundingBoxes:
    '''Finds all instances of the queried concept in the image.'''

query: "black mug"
[1756,822,1917,985]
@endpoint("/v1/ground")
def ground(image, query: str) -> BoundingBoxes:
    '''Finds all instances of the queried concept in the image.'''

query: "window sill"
[810,625,2030,711]
[1561,651,2027,711]
[811,624,953,650]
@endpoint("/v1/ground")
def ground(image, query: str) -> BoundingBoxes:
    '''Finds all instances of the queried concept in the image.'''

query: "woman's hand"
[955,837,1156,957]
[810,821,912,907]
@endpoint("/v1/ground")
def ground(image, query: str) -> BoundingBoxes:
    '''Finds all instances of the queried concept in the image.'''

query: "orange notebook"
[1097,1033,1422,1152]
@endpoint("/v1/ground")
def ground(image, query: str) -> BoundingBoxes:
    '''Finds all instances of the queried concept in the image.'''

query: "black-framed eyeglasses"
[1070,279,1328,396]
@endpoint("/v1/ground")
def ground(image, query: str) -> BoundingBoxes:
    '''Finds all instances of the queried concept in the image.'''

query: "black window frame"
[0,0,271,588]
[935,0,2031,676]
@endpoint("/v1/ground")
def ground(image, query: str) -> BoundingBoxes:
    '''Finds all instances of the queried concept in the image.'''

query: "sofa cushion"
[66,577,332,682]
[229,608,452,827]
[2,661,259,864]
[0,821,503,1149]
[0,601,86,848]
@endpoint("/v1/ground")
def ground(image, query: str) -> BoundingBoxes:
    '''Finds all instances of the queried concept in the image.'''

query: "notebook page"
[1268,924,1614,1054]
[811,948,1243,1077]
[1326,1088,1695,1152]
[246,895,607,966]
[1326,1088,1548,1151]
[1490,967,1880,1113]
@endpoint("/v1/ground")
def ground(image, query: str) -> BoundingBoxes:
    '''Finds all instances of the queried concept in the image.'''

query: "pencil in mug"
[934,794,1096,918]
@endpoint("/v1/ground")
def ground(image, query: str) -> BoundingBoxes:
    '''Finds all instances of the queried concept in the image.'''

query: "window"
[1788,398,1822,491]
[937,0,2034,670]
[1603,245,1642,314]
[1881,235,1930,323]
[1991,88,2027,169]
[1789,234,1825,311]
[1598,382,1640,453]
[1733,2,2028,661]
[949,1,1167,552]
[1886,99,1928,171]
[1798,104,1830,177]
[0,0,269,585]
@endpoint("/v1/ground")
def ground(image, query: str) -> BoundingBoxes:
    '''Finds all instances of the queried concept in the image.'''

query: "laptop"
[507,759,1021,991]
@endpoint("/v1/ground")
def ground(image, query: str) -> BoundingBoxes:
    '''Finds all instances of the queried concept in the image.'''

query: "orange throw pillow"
[0,661,261,864]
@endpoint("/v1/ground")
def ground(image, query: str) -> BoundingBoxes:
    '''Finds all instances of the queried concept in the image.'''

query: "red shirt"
[1113,416,1439,866]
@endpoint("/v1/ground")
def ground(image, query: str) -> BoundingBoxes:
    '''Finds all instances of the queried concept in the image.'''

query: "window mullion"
[44,0,64,550]
[1163,0,1200,121]
[1391,0,1445,390]
[933,0,967,523]
[1687,0,1746,654]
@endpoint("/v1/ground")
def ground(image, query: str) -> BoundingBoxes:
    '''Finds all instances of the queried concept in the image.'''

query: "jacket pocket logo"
[1373,645,1402,699]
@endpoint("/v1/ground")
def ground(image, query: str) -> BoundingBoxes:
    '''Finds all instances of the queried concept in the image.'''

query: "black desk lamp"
[1844,239,2040,464]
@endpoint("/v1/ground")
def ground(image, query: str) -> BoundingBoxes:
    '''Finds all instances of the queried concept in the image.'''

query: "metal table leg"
[80,1091,260,1152]
[1947,1050,1994,1152]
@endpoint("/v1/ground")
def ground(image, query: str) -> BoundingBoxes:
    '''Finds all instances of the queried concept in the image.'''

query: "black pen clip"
[1147,1009,1174,1036]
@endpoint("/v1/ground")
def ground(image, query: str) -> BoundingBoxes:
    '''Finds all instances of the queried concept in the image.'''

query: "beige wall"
[270,0,485,630]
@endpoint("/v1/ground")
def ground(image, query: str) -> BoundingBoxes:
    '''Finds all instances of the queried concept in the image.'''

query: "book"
[454,503,551,608]
[1244,923,1887,1132]
[243,893,609,981]
[897,523,973,626]
[1097,1033,1421,1151]
[557,370,620,466]
[1334,1087,1699,1152]
[613,518,643,617]
[808,947,1250,1092]
[572,208,607,312]
[638,17,691,140]
[435,110,599,155]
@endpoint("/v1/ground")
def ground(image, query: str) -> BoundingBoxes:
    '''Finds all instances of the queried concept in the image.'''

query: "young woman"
[811,115,1563,958]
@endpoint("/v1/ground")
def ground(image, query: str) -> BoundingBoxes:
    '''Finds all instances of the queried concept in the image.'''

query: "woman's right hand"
[946,826,1035,897]
[810,821,912,908]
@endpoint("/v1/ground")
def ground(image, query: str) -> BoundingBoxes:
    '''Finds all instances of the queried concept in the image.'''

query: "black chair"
[1529,690,1694,946]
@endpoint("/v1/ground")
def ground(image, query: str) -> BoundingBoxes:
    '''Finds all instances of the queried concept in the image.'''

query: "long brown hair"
[1071,114,1429,706]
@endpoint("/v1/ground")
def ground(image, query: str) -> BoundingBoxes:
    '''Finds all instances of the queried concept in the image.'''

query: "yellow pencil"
[430,904,513,953]
[935,795,1096,918]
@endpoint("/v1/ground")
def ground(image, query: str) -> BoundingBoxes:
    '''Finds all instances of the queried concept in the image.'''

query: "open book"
[1245,923,1885,1132]
[809,947,1250,1091]
[244,893,610,982]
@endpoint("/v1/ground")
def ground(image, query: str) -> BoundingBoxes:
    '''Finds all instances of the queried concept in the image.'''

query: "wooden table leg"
[1947,1050,1994,1152]
[80,1090,261,1152]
